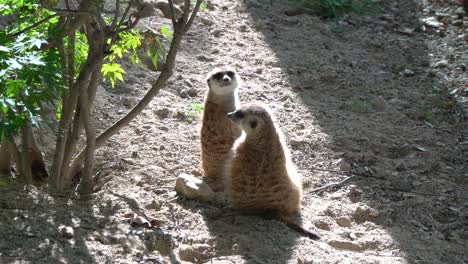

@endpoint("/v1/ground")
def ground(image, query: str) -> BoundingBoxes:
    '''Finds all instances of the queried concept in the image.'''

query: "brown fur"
[200,67,241,191]
[225,103,320,239]
[225,103,302,214]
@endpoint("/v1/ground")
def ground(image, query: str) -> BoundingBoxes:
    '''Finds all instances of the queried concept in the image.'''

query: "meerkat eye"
[213,72,223,80]
[226,71,235,78]
[235,111,244,119]
[250,120,257,129]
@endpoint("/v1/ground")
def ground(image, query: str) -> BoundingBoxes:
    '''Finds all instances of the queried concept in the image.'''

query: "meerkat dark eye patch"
[235,111,244,119]
[250,120,257,129]
[213,72,223,80]
[226,71,235,78]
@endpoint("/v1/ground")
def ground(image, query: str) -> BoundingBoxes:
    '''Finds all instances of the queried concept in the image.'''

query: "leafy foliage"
[0,1,64,140]
[289,0,378,17]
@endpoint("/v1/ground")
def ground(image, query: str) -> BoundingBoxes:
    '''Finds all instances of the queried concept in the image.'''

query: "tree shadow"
[241,0,466,263]
[0,186,127,263]
[176,196,308,264]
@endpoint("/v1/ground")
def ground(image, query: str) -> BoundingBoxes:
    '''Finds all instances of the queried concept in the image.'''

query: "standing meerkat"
[200,67,242,191]
[225,103,320,239]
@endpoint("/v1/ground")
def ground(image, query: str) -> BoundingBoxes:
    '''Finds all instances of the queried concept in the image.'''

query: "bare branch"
[309,176,355,193]
[20,122,33,184]
[168,0,176,26]
[108,0,133,48]
[185,0,203,32]
[109,0,121,31]
[9,14,59,38]
[70,9,190,174]
[182,0,190,23]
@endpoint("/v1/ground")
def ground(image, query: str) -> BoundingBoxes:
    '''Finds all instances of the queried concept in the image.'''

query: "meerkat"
[200,67,242,191]
[225,103,321,240]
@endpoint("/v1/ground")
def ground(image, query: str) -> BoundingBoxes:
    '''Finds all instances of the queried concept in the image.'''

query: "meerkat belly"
[229,170,301,214]
[201,103,241,183]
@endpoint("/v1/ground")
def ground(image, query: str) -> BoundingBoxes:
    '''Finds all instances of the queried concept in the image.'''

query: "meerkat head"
[227,103,273,136]
[206,67,239,96]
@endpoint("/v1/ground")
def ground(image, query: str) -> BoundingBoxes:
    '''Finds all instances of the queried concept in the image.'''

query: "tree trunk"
[25,122,48,183]
[69,11,190,176]
[20,125,33,184]
[0,137,12,177]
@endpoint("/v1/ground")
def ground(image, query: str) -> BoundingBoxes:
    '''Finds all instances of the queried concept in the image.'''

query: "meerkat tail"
[276,215,321,240]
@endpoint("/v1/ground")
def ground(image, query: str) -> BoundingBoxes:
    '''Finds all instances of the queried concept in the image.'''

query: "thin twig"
[168,0,176,26]
[9,14,59,37]
[310,167,385,179]
[109,0,121,31]
[310,167,468,200]
[384,187,468,200]
[185,0,203,32]
[309,176,356,193]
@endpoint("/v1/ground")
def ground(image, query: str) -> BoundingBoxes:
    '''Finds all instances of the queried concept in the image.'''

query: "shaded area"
[242,0,466,263]
[176,196,303,264]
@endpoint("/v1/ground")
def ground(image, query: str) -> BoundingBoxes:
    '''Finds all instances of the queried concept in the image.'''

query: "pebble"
[187,87,198,97]
[200,17,214,26]
[178,244,211,262]
[196,54,214,62]
[328,240,364,251]
[353,205,380,224]
[455,7,466,17]
[452,20,463,26]
[399,69,415,77]
[154,108,170,119]
[348,185,362,203]
[336,217,352,227]
[463,33,468,41]
[179,89,189,98]
[395,161,407,171]
[289,137,308,147]
[433,60,449,68]
[58,225,74,239]
[175,173,214,202]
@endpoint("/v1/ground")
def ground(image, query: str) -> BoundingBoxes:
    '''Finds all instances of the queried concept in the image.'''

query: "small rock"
[353,205,380,223]
[463,33,468,41]
[399,69,415,77]
[433,60,449,68]
[289,137,308,147]
[371,96,387,111]
[184,79,194,88]
[175,173,214,202]
[328,240,364,251]
[348,185,362,203]
[455,7,466,17]
[239,24,249,32]
[154,108,170,119]
[452,19,463,26]
[196,54,214,62]
[58,225,74,239]
[187,87,198,97]
[179,89,189,98]
[336,217,352,227]
[315,220,331,231]
[396,161,407,171]
[200,17,214,26]
[178,244,211,262]
[159,145,166,151]
[159,125,169,132]
[142,124,152,129]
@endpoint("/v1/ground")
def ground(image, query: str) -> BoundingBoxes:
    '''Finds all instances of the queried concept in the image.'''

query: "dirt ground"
[1,0,467,263]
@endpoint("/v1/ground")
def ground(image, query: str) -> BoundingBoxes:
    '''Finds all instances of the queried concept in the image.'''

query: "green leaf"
[0,46,10,52]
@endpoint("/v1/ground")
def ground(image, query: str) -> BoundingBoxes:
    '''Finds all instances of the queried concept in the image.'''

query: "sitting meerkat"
[200,67,242,191]
[225,103,320,239]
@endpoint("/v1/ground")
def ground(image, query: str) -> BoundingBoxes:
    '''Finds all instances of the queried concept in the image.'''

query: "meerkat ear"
[250,120,257,129]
